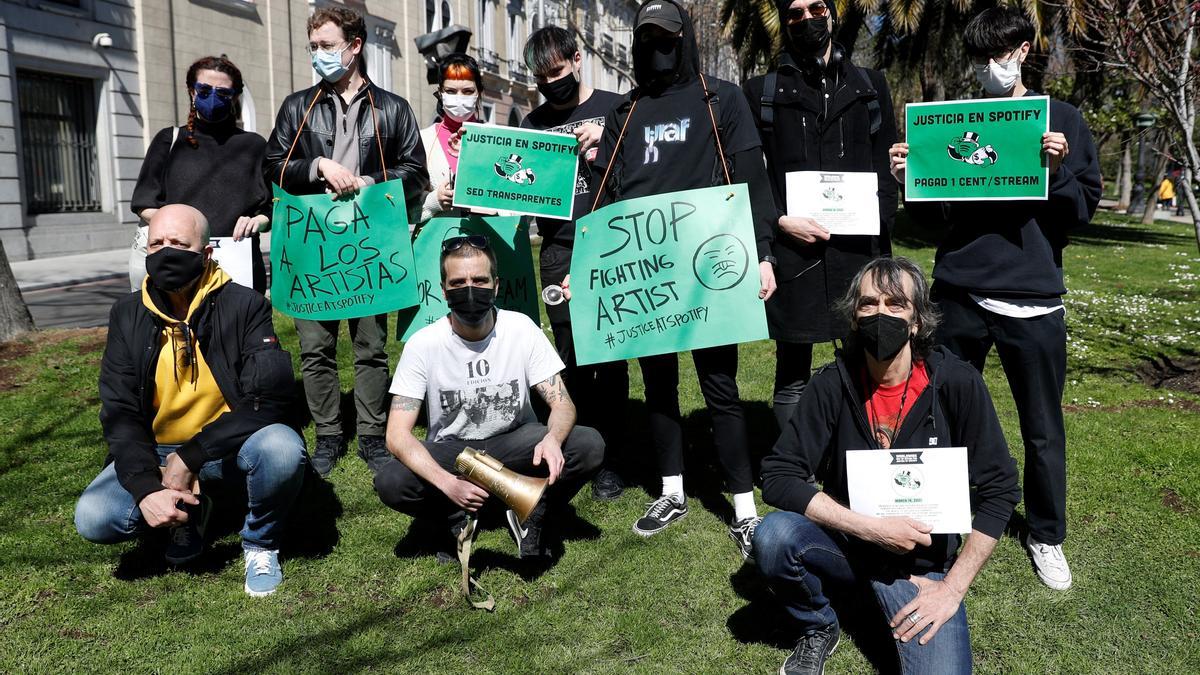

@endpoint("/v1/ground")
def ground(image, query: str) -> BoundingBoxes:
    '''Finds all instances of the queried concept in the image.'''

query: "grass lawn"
[1,210,1198,673]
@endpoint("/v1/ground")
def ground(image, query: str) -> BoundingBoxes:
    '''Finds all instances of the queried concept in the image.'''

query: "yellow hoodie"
[142,261,233,445]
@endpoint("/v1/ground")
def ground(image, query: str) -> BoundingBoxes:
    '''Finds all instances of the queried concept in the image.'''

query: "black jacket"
[910,93,1101,299]
[264,82,429,204]
[743,53,898,342]
[761,346,1020,573]
[99,282,296,504]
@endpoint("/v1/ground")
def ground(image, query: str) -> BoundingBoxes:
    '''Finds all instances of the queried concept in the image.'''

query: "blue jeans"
[755,511,972,674]
[74,424,307,551]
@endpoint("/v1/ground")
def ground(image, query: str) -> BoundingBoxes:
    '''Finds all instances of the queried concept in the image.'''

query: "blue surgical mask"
[312,47,349,83]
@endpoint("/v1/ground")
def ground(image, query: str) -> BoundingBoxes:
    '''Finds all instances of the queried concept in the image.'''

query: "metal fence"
[17,69,102,214]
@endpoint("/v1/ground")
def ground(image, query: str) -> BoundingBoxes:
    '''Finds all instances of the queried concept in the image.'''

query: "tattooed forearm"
[390,395,424,412]
[534,374,573,406]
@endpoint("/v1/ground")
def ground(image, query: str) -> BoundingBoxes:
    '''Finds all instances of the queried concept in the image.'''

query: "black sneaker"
[164,494,211,566]
[780,623,841,675]
[729,516,763,561]
[311,434,343,478]
[591,467,625,501]
[505,500,548,559]
[632,494,688,537]
[357,434,392,474]
[442,514,476,565]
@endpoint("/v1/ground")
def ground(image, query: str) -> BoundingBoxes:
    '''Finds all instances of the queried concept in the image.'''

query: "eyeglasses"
[786,2,829,22]
[193,83,239,100]
[441,235,491,253]
[307,41,348,55]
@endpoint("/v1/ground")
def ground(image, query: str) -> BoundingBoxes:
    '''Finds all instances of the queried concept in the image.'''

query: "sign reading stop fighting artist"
[905,96,1050,201]
[568,184,769,366]
[452,123,579,220]
[270,180,419,320]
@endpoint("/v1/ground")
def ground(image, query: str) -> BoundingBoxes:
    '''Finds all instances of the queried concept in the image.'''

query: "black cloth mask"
[788,18,832,55]
[538,71,580,106]
[445,285,496,326]
[855,313,911,362]
[633,37,680,89]
[146,247,206,292]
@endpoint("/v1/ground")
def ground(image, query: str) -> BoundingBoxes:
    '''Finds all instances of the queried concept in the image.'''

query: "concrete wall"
[0,0,143,261]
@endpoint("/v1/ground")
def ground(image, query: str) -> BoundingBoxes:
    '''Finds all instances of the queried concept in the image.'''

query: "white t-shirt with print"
[390,309,565,442]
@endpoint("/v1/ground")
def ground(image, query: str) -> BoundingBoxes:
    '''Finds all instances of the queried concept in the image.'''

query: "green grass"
[2,210,1199,673]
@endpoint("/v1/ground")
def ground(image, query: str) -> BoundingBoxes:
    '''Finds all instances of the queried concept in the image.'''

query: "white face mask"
[442,93,478,121]
[973,55,1021,96]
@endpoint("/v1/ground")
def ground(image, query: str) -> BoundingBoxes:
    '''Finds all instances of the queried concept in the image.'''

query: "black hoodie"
[590,0,775,258]
[761,346,1021,573]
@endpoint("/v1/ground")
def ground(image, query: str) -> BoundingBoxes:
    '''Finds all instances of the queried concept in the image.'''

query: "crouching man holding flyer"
[754,257,1019,674]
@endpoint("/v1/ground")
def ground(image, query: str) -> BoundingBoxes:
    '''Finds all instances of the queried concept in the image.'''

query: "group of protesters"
[74,1,1100,672]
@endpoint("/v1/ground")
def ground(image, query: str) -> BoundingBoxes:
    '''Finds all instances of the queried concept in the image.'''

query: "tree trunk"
[1142,149,1170,225]
[0,239,35,343]
[1117,132,1133,210]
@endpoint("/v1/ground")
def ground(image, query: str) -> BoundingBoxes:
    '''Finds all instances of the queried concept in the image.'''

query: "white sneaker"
[1025,534,1072,590]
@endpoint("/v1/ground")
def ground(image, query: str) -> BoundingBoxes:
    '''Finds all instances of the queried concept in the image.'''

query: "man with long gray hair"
[754,257,1019,673]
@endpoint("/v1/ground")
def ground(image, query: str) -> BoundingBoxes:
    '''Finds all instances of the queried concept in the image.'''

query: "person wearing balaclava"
[520,26,628,502]
[756,256,1019,674]
[416,53,496,223]
[889,7,1101,594]
[588,0,778,559]
[76,204,306,598]
[131,56,271,293]
[742,0,899,437]
[264,6,429,478]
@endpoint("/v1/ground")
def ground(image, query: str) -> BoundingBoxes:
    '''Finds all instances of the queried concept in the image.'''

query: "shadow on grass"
[726,564,901,673]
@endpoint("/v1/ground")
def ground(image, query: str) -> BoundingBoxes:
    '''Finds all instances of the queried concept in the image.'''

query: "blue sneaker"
[243,549,283,597]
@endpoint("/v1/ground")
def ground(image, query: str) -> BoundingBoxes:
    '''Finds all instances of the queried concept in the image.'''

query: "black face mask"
[538,71,580,106]
[146,247,206,292]
[855,313,911,362]
[788,18,831,55]
[445,285,496,327]
[633,37,680,87]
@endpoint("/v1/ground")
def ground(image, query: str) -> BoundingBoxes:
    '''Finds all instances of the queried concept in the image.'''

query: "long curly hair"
[836,256,941,360]
[183,56,244,146]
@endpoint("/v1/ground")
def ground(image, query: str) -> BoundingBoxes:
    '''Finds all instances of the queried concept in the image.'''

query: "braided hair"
[183,56,244,147]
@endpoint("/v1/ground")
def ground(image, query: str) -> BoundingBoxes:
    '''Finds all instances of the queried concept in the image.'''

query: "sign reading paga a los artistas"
[905,96,1050,201]
[568,184,769,366]
[395,215,539,342]
[452,123,579,220]
[270,180,419,320]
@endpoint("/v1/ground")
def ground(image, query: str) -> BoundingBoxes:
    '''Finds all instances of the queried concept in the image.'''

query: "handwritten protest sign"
[905,96,1049,201]
[452,123,578,219]
[395,216,539,342]
[270,179,418,320]
[568,184,768,366]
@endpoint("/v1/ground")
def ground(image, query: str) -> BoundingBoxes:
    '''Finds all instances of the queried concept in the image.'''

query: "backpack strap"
[856,66,882,136]
[699,73,732,186]
[759,71,778,133]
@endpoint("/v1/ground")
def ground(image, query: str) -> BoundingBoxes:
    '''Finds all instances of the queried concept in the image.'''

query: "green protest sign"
[270,179,418,320]
[568,184,768,366]
[452,123,578,219]
[905,96,1050,201]
[395,215,539,342]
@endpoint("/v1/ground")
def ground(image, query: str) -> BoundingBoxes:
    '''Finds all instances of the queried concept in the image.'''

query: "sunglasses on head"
[441,235,491,253]
[193,83,240,100]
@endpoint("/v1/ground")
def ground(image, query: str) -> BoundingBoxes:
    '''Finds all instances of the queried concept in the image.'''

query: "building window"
[601,34,613,58]
[617,44,628,69]
[426,0,452,32]
[17,70,101,215]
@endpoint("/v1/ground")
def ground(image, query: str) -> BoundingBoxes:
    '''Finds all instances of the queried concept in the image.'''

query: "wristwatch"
[760,255,778,267]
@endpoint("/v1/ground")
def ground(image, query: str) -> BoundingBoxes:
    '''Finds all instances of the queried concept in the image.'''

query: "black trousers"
[373,423,604,521]
[638,344,754,494]
[540,242,630,464]
[772,341,816,431]
[935,286,1068,545]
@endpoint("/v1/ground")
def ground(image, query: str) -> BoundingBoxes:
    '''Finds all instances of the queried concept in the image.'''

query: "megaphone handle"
[456,516,496,611]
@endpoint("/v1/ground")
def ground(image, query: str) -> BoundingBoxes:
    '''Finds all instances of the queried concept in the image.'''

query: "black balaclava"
[632,0,700,94]
[777,0,837,61]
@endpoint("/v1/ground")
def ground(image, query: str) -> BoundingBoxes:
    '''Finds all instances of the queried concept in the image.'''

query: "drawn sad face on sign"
[692,234,749,291]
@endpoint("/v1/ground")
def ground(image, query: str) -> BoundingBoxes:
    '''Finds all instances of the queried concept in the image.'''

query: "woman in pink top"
[417,54,489,223]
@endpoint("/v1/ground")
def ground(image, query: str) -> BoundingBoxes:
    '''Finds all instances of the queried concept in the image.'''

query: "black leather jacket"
[265,82,429,204]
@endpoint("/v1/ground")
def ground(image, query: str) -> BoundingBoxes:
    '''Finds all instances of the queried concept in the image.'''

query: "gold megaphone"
[454,447,547,523]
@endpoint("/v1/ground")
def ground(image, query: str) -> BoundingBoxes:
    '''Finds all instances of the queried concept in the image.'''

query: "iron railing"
[17,70,101,214]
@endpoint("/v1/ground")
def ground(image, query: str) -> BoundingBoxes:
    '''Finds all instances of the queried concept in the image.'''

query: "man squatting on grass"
[372,236,603,559]
[755,257,1020,674]
[890,7,1101,591]
[74,205,307,597]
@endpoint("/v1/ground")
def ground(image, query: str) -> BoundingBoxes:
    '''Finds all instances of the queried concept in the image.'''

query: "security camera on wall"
[91,33,113,49]
[414,24,472,85]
